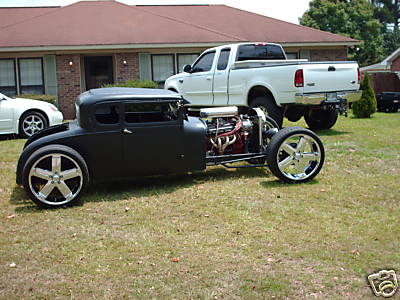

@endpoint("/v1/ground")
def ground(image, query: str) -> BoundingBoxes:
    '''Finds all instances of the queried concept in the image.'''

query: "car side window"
[125,102,179,123]
[95,103,120,125]
[192,51,215,73]
[217,48,231,70]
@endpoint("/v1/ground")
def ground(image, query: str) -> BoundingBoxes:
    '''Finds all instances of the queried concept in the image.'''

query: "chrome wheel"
[22,114,45,136]
[28,153,83,206]
[276,134,322,181]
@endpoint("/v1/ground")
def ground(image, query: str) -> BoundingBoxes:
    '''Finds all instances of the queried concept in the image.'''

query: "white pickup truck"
[165,43,362,129]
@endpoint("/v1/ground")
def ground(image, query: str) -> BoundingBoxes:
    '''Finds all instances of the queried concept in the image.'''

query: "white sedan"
[0,92,63,138]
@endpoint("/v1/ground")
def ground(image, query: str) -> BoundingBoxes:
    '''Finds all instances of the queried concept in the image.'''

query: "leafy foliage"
[16,94,56,105]
[300,0,384,66]
[102,79,158,89]
[352,73,377,118]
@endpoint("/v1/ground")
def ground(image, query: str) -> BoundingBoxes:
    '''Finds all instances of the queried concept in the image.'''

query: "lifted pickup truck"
[165,43,362,129]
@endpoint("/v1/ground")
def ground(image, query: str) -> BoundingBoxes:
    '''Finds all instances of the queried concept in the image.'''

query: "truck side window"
[237,44,285,61]
[192,51,215,73]
[217,48,231,70]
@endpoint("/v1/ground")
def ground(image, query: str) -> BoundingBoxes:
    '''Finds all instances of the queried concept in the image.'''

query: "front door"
[213,48,231,106]
[122,101,185,176]
[84,56,114,90]
[179,51,216,106]
[0,98,14,132]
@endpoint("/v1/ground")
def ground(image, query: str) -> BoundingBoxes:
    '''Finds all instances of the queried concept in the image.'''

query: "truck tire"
[304,108,338,130]
[250,96,283,127]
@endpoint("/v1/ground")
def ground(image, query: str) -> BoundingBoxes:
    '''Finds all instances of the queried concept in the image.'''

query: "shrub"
[102,79,158,89]
[352,73,377,118]
[16,94,57,105]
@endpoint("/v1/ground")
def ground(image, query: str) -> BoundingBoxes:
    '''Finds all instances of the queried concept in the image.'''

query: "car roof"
[77,87,182,106]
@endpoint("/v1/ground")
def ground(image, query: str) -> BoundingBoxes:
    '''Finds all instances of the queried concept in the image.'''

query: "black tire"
[250,95,283,128]
[389,105,399,113]
[304,108,338,130]
[266,127,325,183]
[19,111,48,138]
[22,144,89,208]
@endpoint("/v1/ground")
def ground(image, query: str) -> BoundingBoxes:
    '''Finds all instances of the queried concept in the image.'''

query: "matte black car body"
[17,87,325,208]
[17,88,206,184]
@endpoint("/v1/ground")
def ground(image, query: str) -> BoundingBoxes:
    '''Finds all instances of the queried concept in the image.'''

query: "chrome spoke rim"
[23,115,44,136]
[277,134,321,181]
[28,154,83,205]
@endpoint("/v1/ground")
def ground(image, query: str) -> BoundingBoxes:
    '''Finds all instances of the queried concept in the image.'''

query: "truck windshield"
[237,44,285,61]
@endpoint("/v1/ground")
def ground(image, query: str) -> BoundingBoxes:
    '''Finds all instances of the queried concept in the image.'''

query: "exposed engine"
[201,106,267,156]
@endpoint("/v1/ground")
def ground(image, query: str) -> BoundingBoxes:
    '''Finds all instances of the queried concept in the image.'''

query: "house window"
[151,55,175,83]
[18,58,44,94]
[0,59,17,97]
[177,54,199,73]
[286,53,298,59]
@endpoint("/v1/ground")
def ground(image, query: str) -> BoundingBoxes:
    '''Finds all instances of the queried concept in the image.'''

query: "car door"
[0,96,14,133]
[179,51,216,106]
[82,102,124,180]
[122,101,185,176]
[213,48,231,106]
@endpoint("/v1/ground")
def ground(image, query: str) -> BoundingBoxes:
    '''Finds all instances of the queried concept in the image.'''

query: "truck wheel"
[22,144,89,208]
[266,127,324,183]
[304,108,338,130]
[250,96,283,127]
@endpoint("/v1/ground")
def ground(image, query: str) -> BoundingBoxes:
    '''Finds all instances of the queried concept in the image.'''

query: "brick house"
[0,0,358,119]
[361,48,400,94]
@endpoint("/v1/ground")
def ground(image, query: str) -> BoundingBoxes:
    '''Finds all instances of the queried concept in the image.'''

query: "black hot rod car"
[16,88,325,208]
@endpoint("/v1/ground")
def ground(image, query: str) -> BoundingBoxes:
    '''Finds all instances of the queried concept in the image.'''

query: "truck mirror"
[183,64,192,73]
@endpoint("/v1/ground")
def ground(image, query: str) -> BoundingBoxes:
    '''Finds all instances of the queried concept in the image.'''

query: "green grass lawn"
[1,113,399,299]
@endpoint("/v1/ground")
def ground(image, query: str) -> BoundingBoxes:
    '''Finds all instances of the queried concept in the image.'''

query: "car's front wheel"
[22,145,89,208]
[19,111,48,138]
[266,127,324,183]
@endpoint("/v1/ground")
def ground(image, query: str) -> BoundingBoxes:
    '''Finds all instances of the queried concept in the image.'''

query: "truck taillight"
[357,67,360,84]
[294,69,304,87]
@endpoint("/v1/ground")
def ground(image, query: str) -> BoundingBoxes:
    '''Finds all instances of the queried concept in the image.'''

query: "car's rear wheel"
[304,108,338,130]
[22,145,89,208]
[266,127,324,183]
[19,111,48,138]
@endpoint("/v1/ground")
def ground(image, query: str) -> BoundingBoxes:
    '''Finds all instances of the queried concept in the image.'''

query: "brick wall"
[391,55,400,72]
[114,52,139,83]
[56,54,81,119]
[310,48,347,61]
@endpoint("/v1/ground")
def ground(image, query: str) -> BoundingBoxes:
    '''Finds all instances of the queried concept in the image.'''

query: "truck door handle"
[122,128,133,134]
[328,66,336,71]
[179,80,184,83]
[206,77,212,81]
[307,83,315,86]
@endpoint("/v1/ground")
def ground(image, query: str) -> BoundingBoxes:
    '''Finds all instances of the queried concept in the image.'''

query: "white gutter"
[0,41,359,53]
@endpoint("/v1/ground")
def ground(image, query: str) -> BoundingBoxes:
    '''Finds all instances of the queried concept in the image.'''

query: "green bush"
[352,73,377,118]
[16,94,57,105]
[102,79,158,89]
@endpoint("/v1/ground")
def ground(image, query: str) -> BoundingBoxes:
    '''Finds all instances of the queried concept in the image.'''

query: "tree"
[370,0,400,55]
[300,0,384,66]
[352,73,377,118]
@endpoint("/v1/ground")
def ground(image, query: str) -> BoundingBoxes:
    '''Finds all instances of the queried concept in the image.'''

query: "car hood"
[12,97,57,110]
